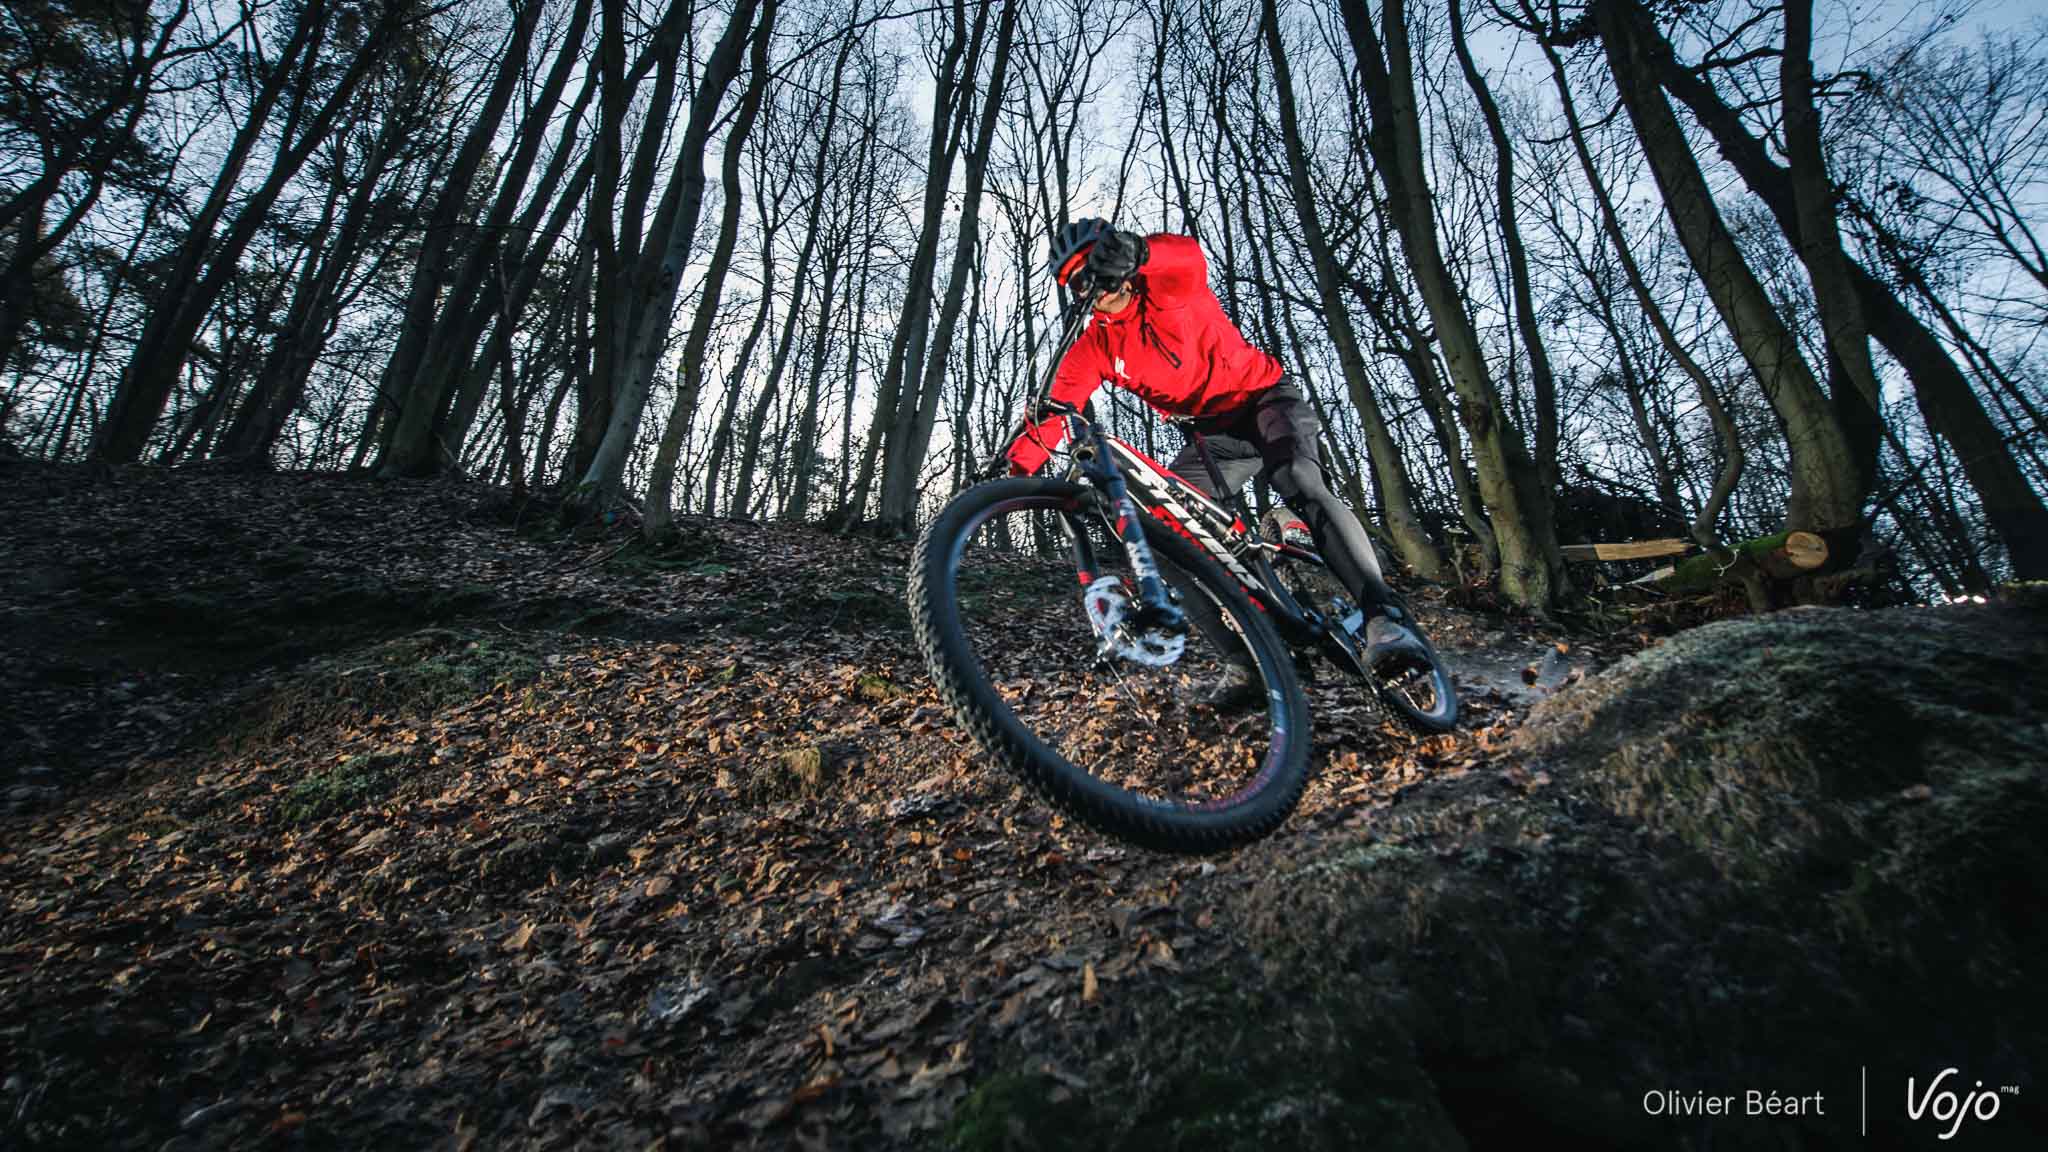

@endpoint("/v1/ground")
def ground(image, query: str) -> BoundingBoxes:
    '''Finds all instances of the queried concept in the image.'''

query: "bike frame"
[1063,416,1339,651]
[985,299,1348,653]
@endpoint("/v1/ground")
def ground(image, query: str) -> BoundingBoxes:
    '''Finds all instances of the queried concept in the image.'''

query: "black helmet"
[1049,217,1112,288]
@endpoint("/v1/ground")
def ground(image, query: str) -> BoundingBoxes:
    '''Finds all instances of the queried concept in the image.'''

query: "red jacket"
[1007,234,1282,474]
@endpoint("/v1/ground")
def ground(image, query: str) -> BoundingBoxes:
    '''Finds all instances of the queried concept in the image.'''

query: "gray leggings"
[1168,383,1395,611]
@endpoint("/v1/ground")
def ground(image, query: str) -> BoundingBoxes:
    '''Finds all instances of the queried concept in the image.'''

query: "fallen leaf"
[793,1068,841,1103]
[504,921,535,952]
[743,1095,793,1130]
[862,1001,935,1045]
[345,828,393,857]
[900,1054,969,1098]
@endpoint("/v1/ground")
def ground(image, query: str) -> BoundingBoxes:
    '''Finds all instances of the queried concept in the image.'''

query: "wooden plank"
[1560,538,1695,563]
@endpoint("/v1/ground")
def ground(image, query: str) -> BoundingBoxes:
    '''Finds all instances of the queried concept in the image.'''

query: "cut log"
[1560,538,1695,563]
[1779,530,1827,570]
[1655,530,1836,601]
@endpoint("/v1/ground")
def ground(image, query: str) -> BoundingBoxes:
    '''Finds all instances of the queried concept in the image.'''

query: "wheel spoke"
[945,500,1290,810]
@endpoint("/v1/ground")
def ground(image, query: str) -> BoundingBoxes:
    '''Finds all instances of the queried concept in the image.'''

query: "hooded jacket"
[1006,234,1283,474]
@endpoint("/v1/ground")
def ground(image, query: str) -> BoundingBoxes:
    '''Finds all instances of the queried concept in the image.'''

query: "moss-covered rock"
[1512,604,2048,962]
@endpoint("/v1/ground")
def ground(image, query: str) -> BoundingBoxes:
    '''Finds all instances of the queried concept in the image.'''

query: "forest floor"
[1,461,2042,1152]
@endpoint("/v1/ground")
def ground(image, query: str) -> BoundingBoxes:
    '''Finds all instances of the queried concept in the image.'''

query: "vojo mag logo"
[1905,1068,2020,1141]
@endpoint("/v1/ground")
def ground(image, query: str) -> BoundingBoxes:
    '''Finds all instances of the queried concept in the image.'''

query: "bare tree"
[575,0,765,506]
[94,0,408,462]
[1259,0,1442,580]
[1340,0,1568,609]
[642,0,781,538]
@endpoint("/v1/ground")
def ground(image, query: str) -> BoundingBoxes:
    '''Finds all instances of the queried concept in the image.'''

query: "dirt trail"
[2,464,2040,1151]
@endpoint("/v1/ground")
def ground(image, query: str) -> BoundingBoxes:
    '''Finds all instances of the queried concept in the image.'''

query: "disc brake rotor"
[1081,575,1186,668]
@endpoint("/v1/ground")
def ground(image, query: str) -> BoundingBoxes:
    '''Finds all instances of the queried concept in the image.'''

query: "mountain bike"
[906,302,1458,853]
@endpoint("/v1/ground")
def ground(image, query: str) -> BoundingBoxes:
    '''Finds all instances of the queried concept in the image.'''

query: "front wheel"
[908,478,1311,853]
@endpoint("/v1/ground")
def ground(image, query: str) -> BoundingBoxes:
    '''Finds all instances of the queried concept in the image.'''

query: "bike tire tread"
[907,478,1310,854]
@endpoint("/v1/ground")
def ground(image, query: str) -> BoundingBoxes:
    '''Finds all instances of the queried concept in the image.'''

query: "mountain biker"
[1009,217,1433,704]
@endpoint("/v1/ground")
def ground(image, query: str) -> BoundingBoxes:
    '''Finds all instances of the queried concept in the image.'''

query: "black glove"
[1081,229,1148,291]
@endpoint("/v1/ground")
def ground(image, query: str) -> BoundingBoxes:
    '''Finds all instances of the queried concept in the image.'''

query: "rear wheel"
[1363,619,1459,734]
[1264,519,1458,734]
[909,478,1312,853]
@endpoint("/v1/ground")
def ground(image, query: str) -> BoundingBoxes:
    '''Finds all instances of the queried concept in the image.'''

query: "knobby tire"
[908,477,1312,854]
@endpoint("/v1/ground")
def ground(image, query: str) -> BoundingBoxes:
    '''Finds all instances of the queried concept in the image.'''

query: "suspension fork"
[1066,418,1186,636]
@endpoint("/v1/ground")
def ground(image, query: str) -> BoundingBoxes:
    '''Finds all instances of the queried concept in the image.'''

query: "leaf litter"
[0,464,1617,1150]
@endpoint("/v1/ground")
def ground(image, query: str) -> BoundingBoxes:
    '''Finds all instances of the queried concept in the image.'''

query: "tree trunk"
[786,232,846,522]
[700,279,776,516]
[1779,0,1884,503]
[833,206,876,523]
[641,0,777,538]
[1592,0,1862,534]
[1339,0,1567,608]
[880,0,1020,535]
[566,0,691,487]
[442,153,598,461]
[373,0,546,475]
[1260,0,1442,581]
[733,30,856,519]
[578,0,762,507]
[854,0,989,531]
[1347,188,1499,577]
[402,0,596,472]
[1448,0,1559,497]
[534,242,593,488]
[1148,0,1200,236]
